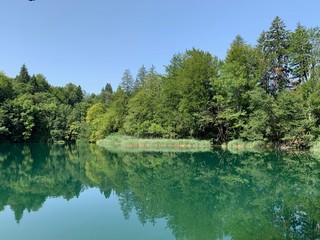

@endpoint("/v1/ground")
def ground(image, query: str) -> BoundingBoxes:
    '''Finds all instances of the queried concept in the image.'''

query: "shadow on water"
[0,143,319,239]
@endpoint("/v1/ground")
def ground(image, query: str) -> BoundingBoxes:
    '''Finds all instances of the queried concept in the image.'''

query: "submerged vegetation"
[1,17,320,149]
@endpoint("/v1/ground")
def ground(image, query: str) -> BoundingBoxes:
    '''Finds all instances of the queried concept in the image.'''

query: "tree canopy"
[1,17,320,148]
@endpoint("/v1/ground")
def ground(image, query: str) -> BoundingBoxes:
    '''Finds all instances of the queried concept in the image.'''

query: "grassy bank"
[96,135,212,152]
[223,139,268,150]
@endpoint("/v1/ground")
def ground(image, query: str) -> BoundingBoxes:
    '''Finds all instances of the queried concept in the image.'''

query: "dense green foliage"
[86,17,320,148]
[0,66,90,143]
[1,17,320,148]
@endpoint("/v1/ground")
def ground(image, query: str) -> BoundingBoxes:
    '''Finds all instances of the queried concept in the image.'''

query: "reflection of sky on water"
[0,188,174,240]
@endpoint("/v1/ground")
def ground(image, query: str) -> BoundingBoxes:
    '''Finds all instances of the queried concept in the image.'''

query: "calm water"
[0,144,319,240]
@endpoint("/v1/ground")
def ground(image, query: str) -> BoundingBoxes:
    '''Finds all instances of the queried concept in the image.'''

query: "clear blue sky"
[1,0,319,94]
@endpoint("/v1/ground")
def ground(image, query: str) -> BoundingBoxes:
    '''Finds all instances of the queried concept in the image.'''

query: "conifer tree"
[100,83,113,106]
[133,65,147,93]
[16,64,30,83]
[258,16,290,94]
[288,23,312,84]
[120,69,134,95]
[309,27,320,79]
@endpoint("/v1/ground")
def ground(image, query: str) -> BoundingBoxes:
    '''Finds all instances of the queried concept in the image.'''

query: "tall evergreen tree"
[257,31,271,92]
[100,83,113,106]
[288,23,312,84]
[16,64,30,83]
[149,65,156,75]
[258,16,290,94]
[120,69,134,96]
[309,27,320,79]
[103,83,113,93]
[133,65,147,93]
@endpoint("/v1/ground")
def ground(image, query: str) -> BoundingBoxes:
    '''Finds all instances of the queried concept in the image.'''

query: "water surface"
[0,144,319,239]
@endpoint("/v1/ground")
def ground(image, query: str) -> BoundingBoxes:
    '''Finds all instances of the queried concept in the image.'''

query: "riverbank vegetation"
[1,17,320,149]
[223,139,268,150]
[96,135,212,151]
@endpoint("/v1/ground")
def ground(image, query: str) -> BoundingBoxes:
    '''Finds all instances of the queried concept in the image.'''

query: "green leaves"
[288,23,312,83]
[124,70,164,137]
[0,72,13,102]
[0,66,89,143]
[308,27,320,79]
[120,69,134,96]
[258,16,290,94]
[160,49,219,138]
[2,95,37,141]
[15,64,30,83]
[241,89,317,148]
[1,17,320,148]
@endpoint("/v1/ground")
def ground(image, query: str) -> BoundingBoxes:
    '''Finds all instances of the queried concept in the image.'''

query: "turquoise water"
[0,188,172,240]
[0,144,319,239]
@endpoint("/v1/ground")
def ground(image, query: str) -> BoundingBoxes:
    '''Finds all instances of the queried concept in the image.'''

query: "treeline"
[0,65,90,142]
[87,17,320,148]
[1,16,320,147]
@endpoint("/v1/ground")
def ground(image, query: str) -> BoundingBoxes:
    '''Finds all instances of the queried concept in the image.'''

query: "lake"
[0,143,319,240]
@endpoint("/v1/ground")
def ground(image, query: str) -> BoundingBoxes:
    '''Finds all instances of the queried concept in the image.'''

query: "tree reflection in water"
[0,143,319,239]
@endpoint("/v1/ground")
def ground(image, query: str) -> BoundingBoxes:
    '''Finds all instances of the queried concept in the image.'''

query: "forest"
[0,16,320,148]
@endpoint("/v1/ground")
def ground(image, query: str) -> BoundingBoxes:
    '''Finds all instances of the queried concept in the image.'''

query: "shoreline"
[96,136,213,152]
[96,136,320,154]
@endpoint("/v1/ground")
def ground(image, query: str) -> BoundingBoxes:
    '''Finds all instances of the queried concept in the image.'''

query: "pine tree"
[149,65,156,75]
[120,69,134,95]
[100,83,113,106]
[257,31,271,92]
[258,16,290,94]
[288,23,312,84]
[104,83,113,93]
[16,64,30,83]
[133,65,147,93]
[309,27,320,79]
